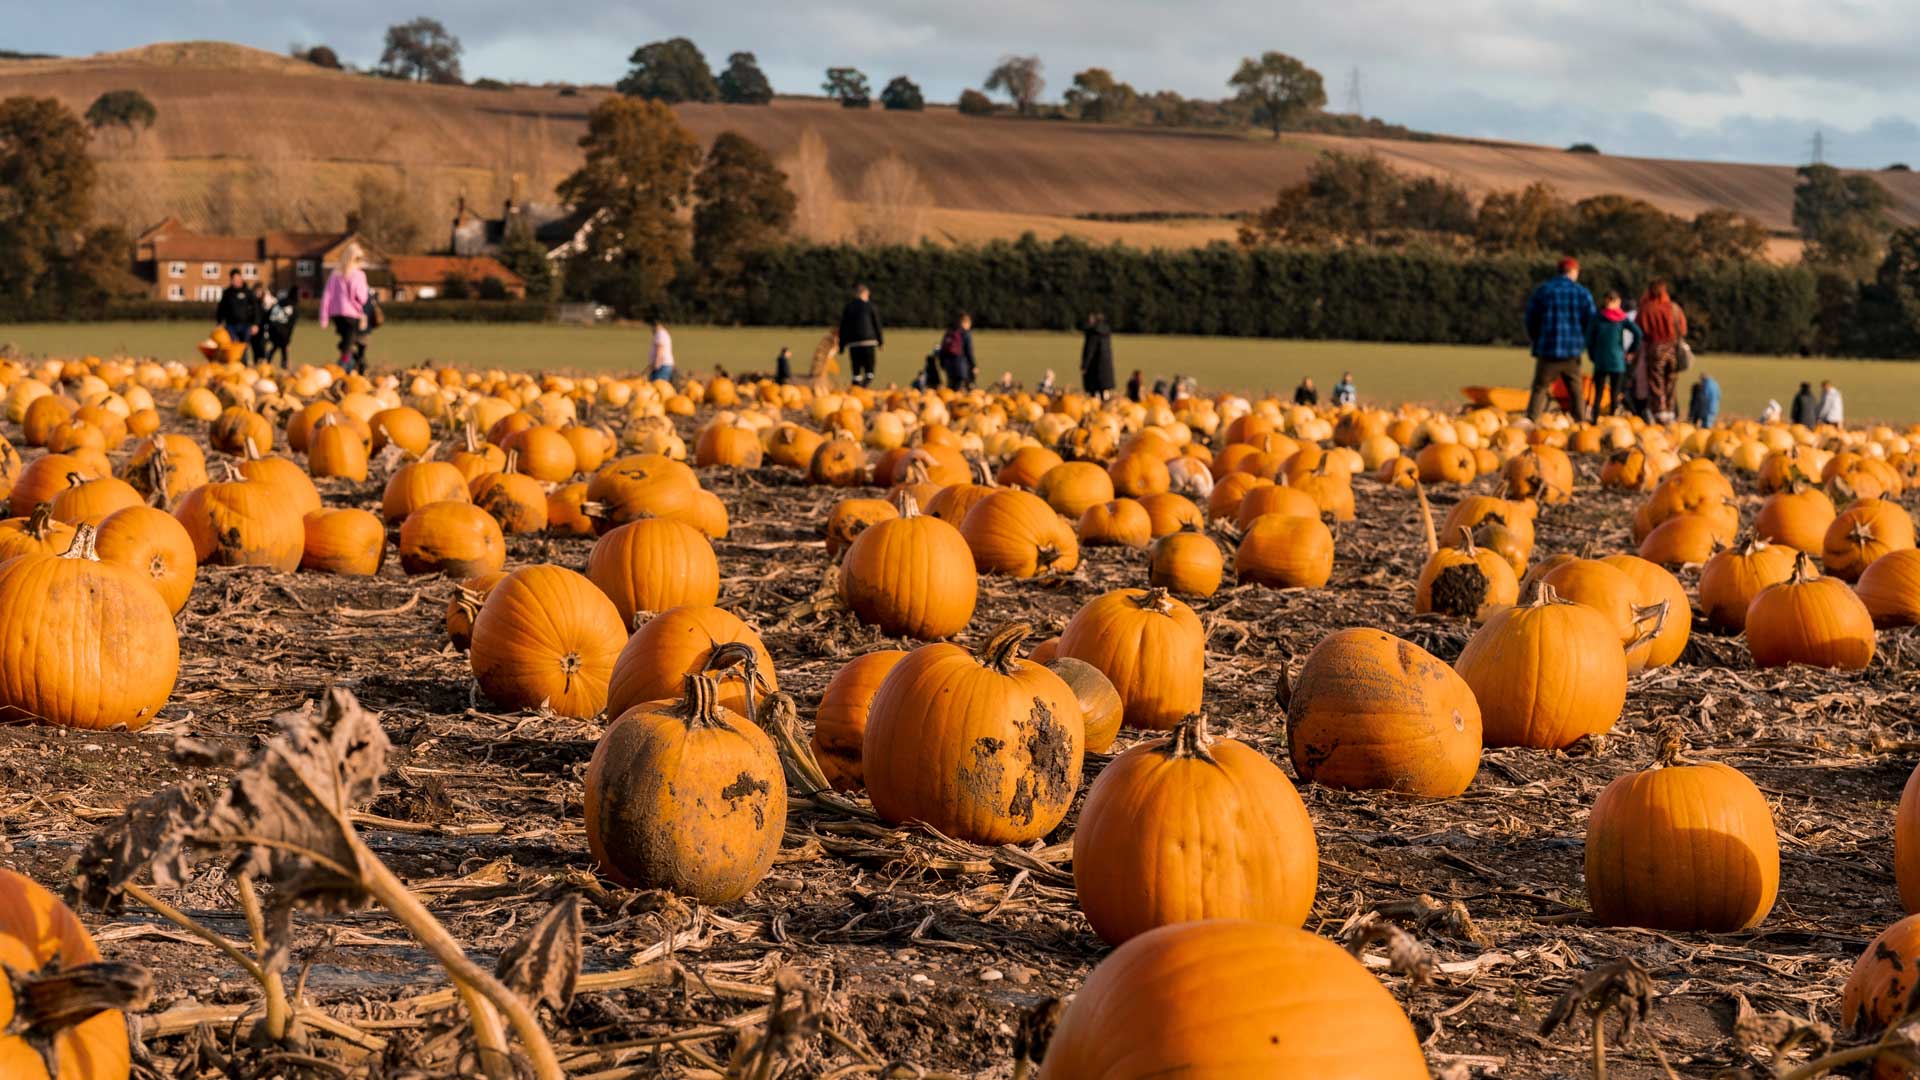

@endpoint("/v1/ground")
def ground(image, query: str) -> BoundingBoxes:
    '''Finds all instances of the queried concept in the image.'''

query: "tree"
[298,45,342,69]
[1064,68,1137,123]
[1794,163,1895,276]
[0,96,106,310]
[555,97,702,314]
[717,51,773,105]
[957,89,995,117]
[1475,182,1569,252]
[1878,226,1920,343]
[497,213,556,300]
[693,131,795,299]
[1688,209,1771,265]
[1399,176,1476,235]
[618,38,718,102]
[822,68,871,108]
[348,173,425,255]
[1567,143,1601,154]
[437,273,471,300]
[880,76,924,112]
[1228,52,1326,139]
[985,55,1045,115]
[1561,194,1674,265]
[84,89,157,147]
[379,17,463,84]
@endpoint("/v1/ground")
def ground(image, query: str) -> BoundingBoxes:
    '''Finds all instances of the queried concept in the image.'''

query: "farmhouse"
[134,219,387,302]
[448,197,596,260]
[386,254,527,300]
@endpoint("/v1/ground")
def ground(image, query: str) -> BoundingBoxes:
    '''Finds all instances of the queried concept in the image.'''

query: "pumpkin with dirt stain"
[1585,761,1779,931]
[469,451,549,534]
[1454,586,1627,749]
[585,673,786,903]
[1415,528,1518,621]
[839,494,977,641]
[1038,920,1427,1079]
[174,467,305,571]
[1074,714,1317,944]
[1288,628,1482,797]
[824,497,898,559]
[1745,551,1875,670]
[810,649,910,792]
[469,564,627,718]
[862,624,1084,844]
[605,605,778,721]
[397,501,505,578]
[0,866,140,1079]
[587,517,720,627]
[1843,913,1920,1079]
[1059,587,1205,731]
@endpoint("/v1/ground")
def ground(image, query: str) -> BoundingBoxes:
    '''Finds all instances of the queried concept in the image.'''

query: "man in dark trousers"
[1080,312,1115,398]
[837,284,883,387]
[1790,381,1817,426]
[939,313,976,390]
[1523,256,1596,423]
[215,269,258,351]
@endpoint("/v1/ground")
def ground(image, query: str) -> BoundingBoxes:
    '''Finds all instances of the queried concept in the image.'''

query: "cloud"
[15,0,1916,166]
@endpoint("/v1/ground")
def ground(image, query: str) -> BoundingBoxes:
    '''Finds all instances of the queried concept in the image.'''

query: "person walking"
[837,284,884,387]
[1817,379,1845,425]
[1523,256,1596,423]
[1586,290,1641,417]
[1760,399,1782,423]
[1124,368,1142,403]
[939,313,976,390]
[1037,369,1056,395]
[1332,371,1356,406]
[215,269,259,354]
[648,319,676,383]
[262,287,297,369]
[1790,381,1817,426]
[1636,280,1688,422]
[318,244,370,374]
[249,283,273,363]
[1688,373,1721,428]
[1293,377,1319,405]
[1080,312,1115,398]
[774,346,792,385]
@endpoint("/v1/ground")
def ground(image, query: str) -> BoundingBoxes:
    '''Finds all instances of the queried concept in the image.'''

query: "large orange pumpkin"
[604,605,777,721]
[94,505,197,614]
[1288,628,1481,797]
[1585,761,1779,931]
[299,508,387,576]
[839,494,977,640]
[958,489,1079,577]
[1455,587,1628,749]
[174,468,305,571]
[1074,713,1316,944]
[1236,512,1335,589]
[1058,587,1205,730]
[810,649,910,792]
[397,501,505,578]
[1697,535,1797,632]
[381,460,471,522]
[1858,548,1920,629]
[469,564,627,718]
[1824,498,1916,582]
[1601,554,1692,668]
[1745,551,1875,669]
[1148,526,1223,598]
[1038,920,1428,1080]
[587,518,721,627]
[0,866,137,1079]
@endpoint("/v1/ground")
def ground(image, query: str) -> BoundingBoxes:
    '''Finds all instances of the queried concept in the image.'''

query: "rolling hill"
[7,41,1920,254]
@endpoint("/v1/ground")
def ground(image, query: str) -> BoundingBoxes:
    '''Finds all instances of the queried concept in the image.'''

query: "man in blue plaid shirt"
[1524,256,1597,422]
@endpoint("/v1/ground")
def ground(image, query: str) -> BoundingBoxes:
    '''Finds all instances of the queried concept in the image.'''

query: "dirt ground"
[2,402,1915,1079]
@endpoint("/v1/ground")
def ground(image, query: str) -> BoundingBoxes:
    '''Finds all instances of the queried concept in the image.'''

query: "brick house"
[134,219,389,302]
[386,255,527,300]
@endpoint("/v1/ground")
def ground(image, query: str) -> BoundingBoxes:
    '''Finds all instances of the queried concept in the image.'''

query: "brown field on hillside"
[5,41,1919,249]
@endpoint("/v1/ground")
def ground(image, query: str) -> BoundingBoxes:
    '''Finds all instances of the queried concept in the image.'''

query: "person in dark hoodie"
[1790,381,1817,427]
[837,284,884,387]
[939,313,976,390]
[774,346,793,385]
[1080,312,1115,398]
[1586,290,1641,417]
[215,269,258,351]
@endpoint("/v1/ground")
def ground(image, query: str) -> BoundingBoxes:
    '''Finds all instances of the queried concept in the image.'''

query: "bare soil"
[3,406,1916,1079]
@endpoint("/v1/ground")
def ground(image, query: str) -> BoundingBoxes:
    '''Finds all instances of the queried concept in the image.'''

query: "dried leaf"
[1541,958,1654,1043]
[494,894,582,1013]
[2,960,154,1078]
[1344,914,1436,985]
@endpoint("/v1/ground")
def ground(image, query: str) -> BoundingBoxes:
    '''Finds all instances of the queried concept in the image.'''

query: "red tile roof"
[386,255,525,288]
[149,233,261,262]
[263,231,349,258]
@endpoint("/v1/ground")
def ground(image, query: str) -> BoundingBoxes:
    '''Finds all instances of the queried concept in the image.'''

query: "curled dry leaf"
[1730,991,1832,1066]
[493,894,582,1014]
[1540,957,1655,1043]
[1343,914,1437,986]
[4,960,155,1079]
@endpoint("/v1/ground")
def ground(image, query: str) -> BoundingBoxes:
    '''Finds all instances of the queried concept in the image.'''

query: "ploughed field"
[0,362,1918,1080]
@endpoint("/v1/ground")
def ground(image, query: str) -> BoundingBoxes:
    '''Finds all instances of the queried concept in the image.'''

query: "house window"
[296,259,315,277]
[167,285,184,301]
[414,286,434,300]
[167,261,186,278]
[240,263,258,280]
[197,285,220,302]
[202,262,221,280]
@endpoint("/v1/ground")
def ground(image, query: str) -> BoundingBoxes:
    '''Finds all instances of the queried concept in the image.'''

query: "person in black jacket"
[249,283,273,362]
[1790,381,1816,426]
[837,284,884,387]
[774,346,793,385]
[262,288,297,368]
[1080,312,1115,398]
[215,269,258,349]
[939,313,976,390]
[1293,377,1319,405]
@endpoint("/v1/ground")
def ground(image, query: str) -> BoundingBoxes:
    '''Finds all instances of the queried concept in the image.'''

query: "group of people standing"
[213,244,377,374]
[214,269,297,367]
[1524,257,1698,425]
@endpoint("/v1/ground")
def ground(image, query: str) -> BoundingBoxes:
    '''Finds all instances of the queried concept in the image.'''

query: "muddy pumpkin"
[1288,628,1482,797]
[585,673,786,903]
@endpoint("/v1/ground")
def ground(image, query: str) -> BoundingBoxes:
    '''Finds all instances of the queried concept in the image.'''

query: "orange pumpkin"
[1289,628,1481,797]
[50,474,142,528]
[397,501,506,578]
[1136,491,1204,538]
[1540,558,1665,670]
[1058,587,1205,730]
[94,505,197,613]
[1455,587,1628,749]
[545,481,595,538]
[605,605,777,721]
[1745,551,1874,669]
[839,494,977,640]
[174,468,305,571]
[1233,483,1320,533]
[445,570,509,651]
[1842,914,1920,1079]
[1637,511,1728,567]
[995,445,1063,489]
[587,518,721,627]
[1823,497,1916,582]
[1236,513,1335,589]
[124,434,208,507]
[1697,535,1797,632]
[0,504,77,564]
[1600,554,1692,669]
[1753,482,1836,554]
[505,424,579,482]
[469,564,627,718]
[1077,498,1153,548]
[0,866,137,1079]
[1898,762,1920,914]
[299,508,387,576]
[1858,548,1920,629]
[1148,526,1223,598]
[958,489,1079,578]
[469,452,549,534]
[1049,656,1123,754]
[382,460,471,522]
[1416,528,1519,620]
[1585,761,1780,931]
[1036,461,1115,518]
[810,649,910,792]
[825,497,899,560]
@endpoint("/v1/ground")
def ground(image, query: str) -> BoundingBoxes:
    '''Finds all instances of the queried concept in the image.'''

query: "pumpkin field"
[5,349,1920,1080]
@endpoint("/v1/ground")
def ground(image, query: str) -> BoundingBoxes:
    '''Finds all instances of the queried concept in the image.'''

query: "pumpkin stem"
[59,523,100,562]
[1530,581,1571,607]
[978,623,1034,673]
[1733,531,1766,557]
[217,459,245,483]
[1653,721,1691,768]
[1414,480,1438,557]
[1455,525,1478,556]
[63,470,85,490]
[1162,713,1219,763]
[969,457,994,486]
[243,436,262,461]
[463,422,479,453]
[1626,601,1670,654]
[705,641,769,721]
[23,502,54,539]
[677,672,727,729]
[1789,549,1818,586]
[1132,586,1176,615]
[2,960,154,1078]
[1847,519,1878,552]
[503,448,520,475]
[892,490,922,519]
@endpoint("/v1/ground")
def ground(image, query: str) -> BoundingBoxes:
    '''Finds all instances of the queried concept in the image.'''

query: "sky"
[14,0,1920,168]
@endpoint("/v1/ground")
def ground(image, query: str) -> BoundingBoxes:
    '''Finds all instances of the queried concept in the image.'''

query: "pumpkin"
[1074,712,1315,944]
[1236,513,1335,589]
[1455,586,1628,749]
[0,504,77,564]
[1637,511,1728,567]
[583,454,701,534]
[1440,495,1535,552]
[1745,551,1875,669]
[810,649,910,792]
[174,467,305,571]
[1842,913,1920,1078]
[1753,482,1836,553]
[238,446,322,518]
[1148,526,1223,598]
[863,624,1084,844]
[585,673,786,902]
[1540,558,1666,670]
[1897,763,1920,915]
[1036,461,1115,518]
[1048,655,1124,754]
[545,481,595,537]
[958,489,1079,578]
[1058,587,1205,730]
[299,508,386,576]
[1586,761,1779,931]
[1108,451,1171,498]
[924,469,998,526]
[995,445,1063,489]
[0,867,138,1080]
[1697,535,1797,632]
[504,424,579,482]
[0,525,178,729]
[469,452,549,534]
[840,494,977,640]
[1077,498,1153,548]
[1823,498,1916,582]
[1232,483,1320,532]
[469,564,627,718]
[370,406,433,457]
[825,497,899,559]
[1136,491,1203,538]
[587,518,720,627]
[1858,548,1920,629]
[1288,627,1481,797]
[1206,472,1270,523]
[605,605,777,721]
[447,425,507,483]
[1505,446,1574,503]
[445,570,508,651]
[693,422,764,470]
[50,474,142,528]
[307,415,369,482]
[124,434,208,506]
[1601,554,1692,668]
[807,436,868,486]
[9,453,97,514]
[397,501,506,578]
[1038,920,1428,1080]
[95,505,197,613]
[1416,528,1519,620]
[1415,442,1475,485]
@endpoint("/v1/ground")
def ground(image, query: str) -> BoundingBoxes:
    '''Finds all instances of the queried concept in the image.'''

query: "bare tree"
[857,154,930,246]
[985,55,1045,115]
[781,128,847,243]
